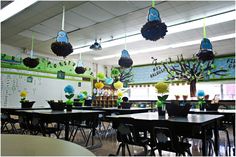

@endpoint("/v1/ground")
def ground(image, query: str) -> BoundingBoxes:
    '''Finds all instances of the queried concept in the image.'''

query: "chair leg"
[126,144,131,156]
[225,130,231,156]
[85,130,92,147]
[158,149,162,156]
[116,143,122,155]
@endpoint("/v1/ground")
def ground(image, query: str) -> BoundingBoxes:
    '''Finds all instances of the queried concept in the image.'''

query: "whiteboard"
[1,73,92,108]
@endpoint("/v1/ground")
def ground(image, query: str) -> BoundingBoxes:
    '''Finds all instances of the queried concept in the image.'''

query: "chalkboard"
[1,73,92,108]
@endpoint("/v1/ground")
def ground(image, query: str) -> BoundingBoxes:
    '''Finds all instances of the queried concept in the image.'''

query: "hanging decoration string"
[30,32,34,58]
[61,5,65,31]
[124,31,127,49]
[203,18,206,38]
[152,0,155,7]
[79,52,82,60]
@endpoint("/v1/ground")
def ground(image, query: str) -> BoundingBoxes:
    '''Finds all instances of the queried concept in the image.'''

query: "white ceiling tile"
[30,24,58,37]
[65,11,95,28]
[19,30,52,41]
[71,2,115,23]
[92,1,138,16]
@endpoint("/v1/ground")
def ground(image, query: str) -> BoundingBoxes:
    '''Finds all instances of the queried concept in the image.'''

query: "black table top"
[108,112,224,124]
[16,109,104,115]
[189,109,236,114]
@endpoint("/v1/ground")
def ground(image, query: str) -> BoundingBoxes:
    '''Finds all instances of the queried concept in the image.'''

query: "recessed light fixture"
[93,33,235,60]
[0,0,39,22]
[72,10,236,55]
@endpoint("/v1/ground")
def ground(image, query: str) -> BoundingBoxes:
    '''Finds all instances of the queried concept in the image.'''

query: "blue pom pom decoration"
[64,85,74,94]
[105,77,114,85]
[197,90,205,97]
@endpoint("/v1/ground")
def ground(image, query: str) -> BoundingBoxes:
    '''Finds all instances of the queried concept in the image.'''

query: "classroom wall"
[1,44,109,107]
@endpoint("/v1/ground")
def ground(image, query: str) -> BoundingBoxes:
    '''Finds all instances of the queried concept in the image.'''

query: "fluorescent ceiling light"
[0,0,38,23]
[72,10,236,55]
[93,33,235,60]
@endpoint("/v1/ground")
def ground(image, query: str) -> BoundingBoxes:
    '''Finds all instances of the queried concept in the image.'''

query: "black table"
[108,112,223,156]
[15,109,104,141]
[73,107,151,115]
[189,109,236,148]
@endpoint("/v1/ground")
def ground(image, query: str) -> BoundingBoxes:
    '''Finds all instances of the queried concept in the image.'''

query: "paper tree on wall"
[160,55,227,97]
[23,33,39,68]
[51,6,73,58]
[141,0,167,41]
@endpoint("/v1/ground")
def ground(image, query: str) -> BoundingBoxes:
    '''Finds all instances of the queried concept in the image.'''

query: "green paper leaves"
[65,94,74,100]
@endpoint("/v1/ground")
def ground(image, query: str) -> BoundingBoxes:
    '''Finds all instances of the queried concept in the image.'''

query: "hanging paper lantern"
[118,49,133,68]
[141,7,167,41]
[96,72,106,80]
[23,57,39,68]
[197,38,214,61]
[95,82,104,89]
[114,81,123,89]
[51,31,73,58]
[105,77,114,85]
[75,60,86,74]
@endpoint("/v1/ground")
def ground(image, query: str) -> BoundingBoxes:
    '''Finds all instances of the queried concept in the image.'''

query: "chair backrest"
[84,100,92,106]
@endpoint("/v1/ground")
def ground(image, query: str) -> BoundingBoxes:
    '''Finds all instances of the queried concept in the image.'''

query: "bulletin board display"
[1,73,92,108]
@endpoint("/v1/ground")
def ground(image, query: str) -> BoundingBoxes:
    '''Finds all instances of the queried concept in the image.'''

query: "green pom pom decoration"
[96,72,106,80]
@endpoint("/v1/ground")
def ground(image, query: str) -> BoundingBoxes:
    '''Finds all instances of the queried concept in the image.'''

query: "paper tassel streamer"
[105,77,114,85]
[197,38,214,61]
[95,82,104,89]
[114,81,123,89]
[197,19,214,61]
[51,6,73,58]
[141,7,167,41]
[23,33,39,68]
[118,49,133,68]
[75,60,86,74]
[23,57,39,68]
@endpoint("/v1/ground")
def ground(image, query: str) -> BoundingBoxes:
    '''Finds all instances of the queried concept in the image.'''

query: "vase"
[66,105,72,111]
[157,107,165,116]
[166,102,192,117]
[175,95,180,100]
[183,95,188,101]
[205,103,220,111]
[47,101,65,111]
[200,103,205,110]
[21,101,35,108]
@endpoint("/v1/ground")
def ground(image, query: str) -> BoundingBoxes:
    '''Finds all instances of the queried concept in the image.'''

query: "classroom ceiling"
[1,1,235,66]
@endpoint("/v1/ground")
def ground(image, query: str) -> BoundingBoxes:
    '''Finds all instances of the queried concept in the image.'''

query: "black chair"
[1,113,18,133]
[112,119,151,156]
[153,126,192,156]
[70,117,102,148]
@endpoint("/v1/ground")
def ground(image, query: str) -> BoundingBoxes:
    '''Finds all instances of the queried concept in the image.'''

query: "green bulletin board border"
[1,71,91,82]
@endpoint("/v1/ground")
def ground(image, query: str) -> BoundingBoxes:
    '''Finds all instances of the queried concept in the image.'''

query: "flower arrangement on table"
[64,85,74,111]
[20,90,28,103]
[77,91,88,106]
[155,82,169,109]
[116,90,123,108]
[197,90,206,110]
[20,90,35,108]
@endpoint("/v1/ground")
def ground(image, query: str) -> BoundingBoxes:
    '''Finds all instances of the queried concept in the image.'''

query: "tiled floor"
[71,122,235,156]
[2,122,235,156]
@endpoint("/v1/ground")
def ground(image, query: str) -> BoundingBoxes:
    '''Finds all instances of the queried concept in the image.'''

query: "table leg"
[202,127,207,156]
[214,120,219,156]
[64,121,69,141]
